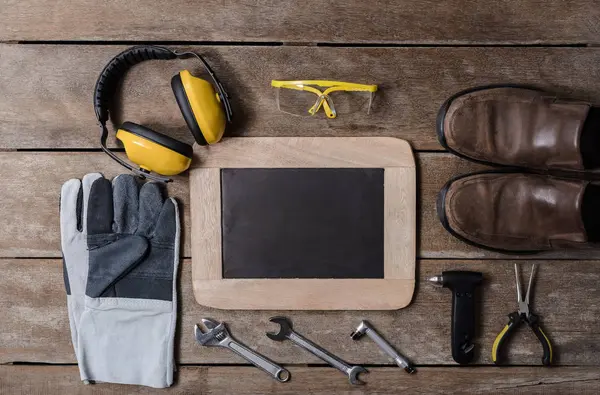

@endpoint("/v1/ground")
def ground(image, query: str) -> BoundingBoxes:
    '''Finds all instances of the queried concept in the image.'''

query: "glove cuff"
[77,297,176,388]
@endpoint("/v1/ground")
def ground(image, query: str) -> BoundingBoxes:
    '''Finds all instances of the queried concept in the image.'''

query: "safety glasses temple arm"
[272,80,377,92]
[322,86,377,95]
[272,82,323,96]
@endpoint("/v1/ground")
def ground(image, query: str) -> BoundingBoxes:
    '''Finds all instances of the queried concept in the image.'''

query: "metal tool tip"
[404,366,416,374]
[428,275,443,285]
[200,317,221,331]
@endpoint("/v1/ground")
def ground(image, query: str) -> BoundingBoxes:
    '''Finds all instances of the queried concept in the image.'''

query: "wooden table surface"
[1,2,600,393]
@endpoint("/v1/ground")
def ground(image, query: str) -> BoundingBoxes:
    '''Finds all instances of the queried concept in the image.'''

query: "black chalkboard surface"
[221,168,385,279]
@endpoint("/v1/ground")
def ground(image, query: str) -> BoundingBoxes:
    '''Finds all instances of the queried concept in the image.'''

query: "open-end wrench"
[195,318,290,382]
[267,316,368,385]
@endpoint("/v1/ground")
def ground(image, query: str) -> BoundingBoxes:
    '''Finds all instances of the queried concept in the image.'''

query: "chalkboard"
[190,137,416,310]
[221,168,385,279]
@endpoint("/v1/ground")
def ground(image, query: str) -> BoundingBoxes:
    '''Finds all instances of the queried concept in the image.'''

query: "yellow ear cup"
[172,70,226,145]
[117,123,192,176]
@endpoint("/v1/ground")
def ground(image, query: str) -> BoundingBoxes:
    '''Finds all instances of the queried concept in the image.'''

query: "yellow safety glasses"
[271,80,377,118]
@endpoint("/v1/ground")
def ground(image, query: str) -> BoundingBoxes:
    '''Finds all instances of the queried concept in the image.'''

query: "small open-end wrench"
[267,316,368,385]
[195,318,290,382]
[351,320,416,373]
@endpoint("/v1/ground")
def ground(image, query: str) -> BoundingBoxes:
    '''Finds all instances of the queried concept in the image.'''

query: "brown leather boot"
[437,85,592,171]
[437,171,591,253]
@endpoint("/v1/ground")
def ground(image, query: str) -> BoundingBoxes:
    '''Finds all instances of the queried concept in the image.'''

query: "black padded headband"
[94,45,233,182]
[94,45,233,124]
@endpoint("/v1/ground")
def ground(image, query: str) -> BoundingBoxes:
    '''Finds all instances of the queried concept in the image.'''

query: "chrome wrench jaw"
[348,365,369,385]
[266,316,293,341]
[195,320,291,383]
[267,316,368,385]
[194,322,229,347]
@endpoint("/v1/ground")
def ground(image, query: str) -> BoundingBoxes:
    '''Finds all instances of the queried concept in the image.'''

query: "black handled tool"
[492,263,552,366]
[429,270,483,364]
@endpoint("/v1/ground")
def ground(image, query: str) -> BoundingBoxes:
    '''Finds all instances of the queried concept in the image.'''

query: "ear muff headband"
[94,45,233,182]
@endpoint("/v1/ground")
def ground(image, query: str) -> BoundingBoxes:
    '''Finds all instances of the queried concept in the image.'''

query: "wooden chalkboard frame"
[189,137,416,310]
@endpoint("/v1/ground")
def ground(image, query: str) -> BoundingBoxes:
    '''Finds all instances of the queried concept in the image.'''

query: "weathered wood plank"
[1,45,600,150]
[0,152,190,258]
[4,152,600,259]
[2,259,599,365]
[418,154,600,259]
[1,1,599,44]
[2,365,599,394]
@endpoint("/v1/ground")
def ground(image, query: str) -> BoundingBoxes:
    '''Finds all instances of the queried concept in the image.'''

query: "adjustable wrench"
[195,318,290,382]
[267,316,368,385]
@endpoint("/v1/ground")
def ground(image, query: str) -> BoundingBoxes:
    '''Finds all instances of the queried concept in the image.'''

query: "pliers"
[492,263,553,366]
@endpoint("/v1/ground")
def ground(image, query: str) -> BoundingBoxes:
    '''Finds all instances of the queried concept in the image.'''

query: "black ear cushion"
[171,73,208,146]
[120,122,193,158]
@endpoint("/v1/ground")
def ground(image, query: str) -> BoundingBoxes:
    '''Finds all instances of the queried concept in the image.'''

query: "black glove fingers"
[87,177,114,235]
[81,173,104,233]
[137,182,165,237]
[152,197,179,244]
[112,175,141,234]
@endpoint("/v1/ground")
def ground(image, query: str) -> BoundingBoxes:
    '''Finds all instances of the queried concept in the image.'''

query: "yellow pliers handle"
[492,312,553,366]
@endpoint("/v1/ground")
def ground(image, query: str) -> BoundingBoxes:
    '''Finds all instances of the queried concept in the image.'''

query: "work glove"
[60,173,180,388]
[61,173,103,362]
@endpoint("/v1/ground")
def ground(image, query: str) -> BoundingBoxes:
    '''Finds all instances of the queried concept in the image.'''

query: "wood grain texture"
[192,279,415,310]
[1,1,599,44]
[190,168,221,280]
[191,137,415,168]
[1,45,600,150]
[189,137,415,310]
[3,2,600,390]
[0,152,190,258]
[385,167,416,279]
[4,151,600,260]
[2,365,599,394]
[2,259,600,365]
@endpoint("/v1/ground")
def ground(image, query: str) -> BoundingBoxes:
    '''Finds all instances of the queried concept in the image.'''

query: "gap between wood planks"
[3,40,593,47]
[1,365,599,394]
[2,361,588,367]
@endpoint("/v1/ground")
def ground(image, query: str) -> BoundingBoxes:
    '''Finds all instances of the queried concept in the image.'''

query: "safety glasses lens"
[275,86,374,117]
[276,88,322,117]
[327,91,374,115]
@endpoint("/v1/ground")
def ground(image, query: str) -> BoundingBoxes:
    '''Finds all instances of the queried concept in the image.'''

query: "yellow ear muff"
[117,122,193,176]
[172,70,226,145]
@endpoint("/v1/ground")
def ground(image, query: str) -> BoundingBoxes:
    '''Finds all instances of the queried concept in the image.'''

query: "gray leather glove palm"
[61,174,180,388]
